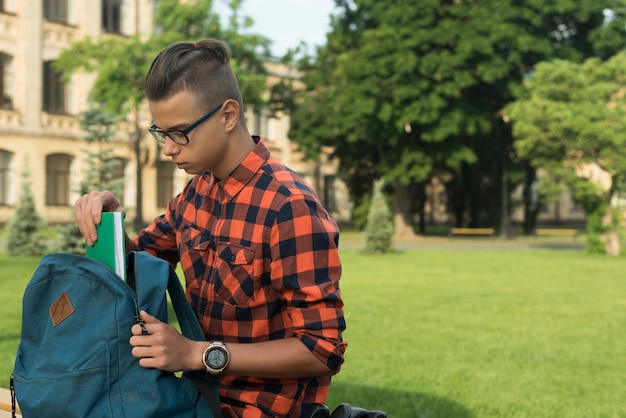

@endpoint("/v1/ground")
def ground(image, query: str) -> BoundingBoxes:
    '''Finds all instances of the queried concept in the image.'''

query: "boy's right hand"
[74,190,124,246]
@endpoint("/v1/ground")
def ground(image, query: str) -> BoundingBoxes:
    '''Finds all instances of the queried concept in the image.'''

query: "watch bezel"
[202,341,230,376]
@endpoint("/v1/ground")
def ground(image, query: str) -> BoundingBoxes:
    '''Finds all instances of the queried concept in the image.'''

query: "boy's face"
[149,90,229,175]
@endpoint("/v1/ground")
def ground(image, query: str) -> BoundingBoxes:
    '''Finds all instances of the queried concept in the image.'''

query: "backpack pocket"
[13,340,113,418]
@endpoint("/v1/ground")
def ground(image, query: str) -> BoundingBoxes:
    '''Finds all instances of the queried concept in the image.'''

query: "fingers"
[139,310,158,324]
[129,311,187,372]
[74,190,122,246]
[131,311,158,336]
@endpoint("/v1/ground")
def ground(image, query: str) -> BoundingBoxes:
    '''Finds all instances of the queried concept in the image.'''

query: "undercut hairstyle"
[144,39,244,115]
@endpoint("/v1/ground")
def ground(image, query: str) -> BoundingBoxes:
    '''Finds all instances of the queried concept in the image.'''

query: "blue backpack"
[11,251,221,418]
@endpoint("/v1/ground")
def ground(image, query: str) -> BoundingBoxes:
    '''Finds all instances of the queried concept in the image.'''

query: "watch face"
[208,348,226,368]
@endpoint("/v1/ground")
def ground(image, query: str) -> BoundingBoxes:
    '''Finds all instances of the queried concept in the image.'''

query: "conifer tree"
[6,169,46,256]
[55,107,122,254]
[363,178,394,254]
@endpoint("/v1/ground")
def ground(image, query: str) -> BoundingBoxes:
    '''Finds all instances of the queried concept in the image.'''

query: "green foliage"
[78,108,124,196]
[51,223,85,255]
[508,52,626,252]
[350,195,371,231]
[289,0,626,231]
[6,170,46,256]
[55,0,273,230]
[363,179,393,253]
[56,36,157,117]
[55,108,123,254]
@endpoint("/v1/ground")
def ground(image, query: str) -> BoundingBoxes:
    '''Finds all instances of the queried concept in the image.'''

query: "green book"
[86,212,126,281]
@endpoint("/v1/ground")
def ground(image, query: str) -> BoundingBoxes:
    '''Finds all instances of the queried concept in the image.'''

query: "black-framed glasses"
[148,103,223,145]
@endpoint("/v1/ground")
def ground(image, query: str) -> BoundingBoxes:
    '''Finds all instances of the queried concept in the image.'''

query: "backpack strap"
[165,263,223,418]
[128,251,223,418]
[165,266,205,341]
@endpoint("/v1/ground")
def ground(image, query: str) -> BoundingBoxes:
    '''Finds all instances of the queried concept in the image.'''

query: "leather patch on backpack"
[49,291,75,326]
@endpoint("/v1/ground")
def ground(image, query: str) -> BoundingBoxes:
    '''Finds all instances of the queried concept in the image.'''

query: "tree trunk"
[392,181,416,238]
[500,146,512,238]
[133,118,145,232]
[602,205,620,256]
[522,165,540,235]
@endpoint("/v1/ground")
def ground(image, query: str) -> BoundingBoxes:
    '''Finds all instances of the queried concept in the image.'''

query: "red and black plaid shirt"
[135,137,346,417]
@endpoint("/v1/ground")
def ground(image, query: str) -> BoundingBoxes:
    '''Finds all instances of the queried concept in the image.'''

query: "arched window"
[46,153,73,206]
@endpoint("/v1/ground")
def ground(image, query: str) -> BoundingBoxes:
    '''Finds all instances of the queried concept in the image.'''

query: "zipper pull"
[10,373,16,418]
[134,299,148,335]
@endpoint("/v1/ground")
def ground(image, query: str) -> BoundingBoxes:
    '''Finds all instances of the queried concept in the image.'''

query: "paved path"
[339,235,585,251]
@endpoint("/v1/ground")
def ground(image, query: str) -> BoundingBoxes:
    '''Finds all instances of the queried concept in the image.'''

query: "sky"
[213,0,337,56]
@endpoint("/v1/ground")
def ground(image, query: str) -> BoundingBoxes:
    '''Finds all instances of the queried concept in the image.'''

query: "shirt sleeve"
[133,196,180,266]
[270,193,347,373]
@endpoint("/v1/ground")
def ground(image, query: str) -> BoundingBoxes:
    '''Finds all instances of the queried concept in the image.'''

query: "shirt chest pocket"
[214,242,261,305]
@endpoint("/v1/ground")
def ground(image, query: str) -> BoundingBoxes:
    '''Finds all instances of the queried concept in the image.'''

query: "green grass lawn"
[2,247,626,417]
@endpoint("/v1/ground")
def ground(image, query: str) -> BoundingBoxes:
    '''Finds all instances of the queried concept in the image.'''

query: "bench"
[535,228,578,238]
[450,227,495,236]
[0,387,20,417]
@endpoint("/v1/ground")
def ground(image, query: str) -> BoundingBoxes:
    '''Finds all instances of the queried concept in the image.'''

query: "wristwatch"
[202,341,230,377]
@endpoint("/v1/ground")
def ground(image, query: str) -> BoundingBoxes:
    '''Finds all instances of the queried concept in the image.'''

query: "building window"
[156,160,175,208]
[43,61,67,114]
[0,149,14,206]
[0,53,14,109]
[324,175,338,212]
[102,0,121,34]
[46,153,73,206]
[43,0,69,24]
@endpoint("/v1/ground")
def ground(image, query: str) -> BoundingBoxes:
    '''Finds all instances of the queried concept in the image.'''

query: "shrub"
[363,178,393,253]
[6,171,46,256]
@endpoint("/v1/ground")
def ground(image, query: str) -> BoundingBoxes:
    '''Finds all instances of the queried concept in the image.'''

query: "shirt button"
[230,255,236,262]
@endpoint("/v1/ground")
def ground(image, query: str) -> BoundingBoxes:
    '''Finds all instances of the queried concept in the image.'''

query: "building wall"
[0,0,351,229]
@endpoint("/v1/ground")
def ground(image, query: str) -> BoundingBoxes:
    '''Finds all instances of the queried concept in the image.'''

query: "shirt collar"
[219,135,270,199]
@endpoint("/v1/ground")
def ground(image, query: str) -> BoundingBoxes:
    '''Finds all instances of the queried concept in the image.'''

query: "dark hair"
[144,39,244,113]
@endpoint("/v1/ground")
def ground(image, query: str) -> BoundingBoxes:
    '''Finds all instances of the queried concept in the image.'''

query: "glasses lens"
[169,131,188,144]
[149,129,166,143]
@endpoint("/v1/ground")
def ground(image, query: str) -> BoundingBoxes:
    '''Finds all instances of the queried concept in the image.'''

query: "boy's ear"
[222,99,240,131]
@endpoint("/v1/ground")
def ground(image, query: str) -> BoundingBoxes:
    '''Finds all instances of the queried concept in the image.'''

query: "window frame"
[43,61,67,115]
[43,0,69,24]
[101,0,121,34]
[46,153,73,206]
[0,149,14,206]
[0,52,14,109]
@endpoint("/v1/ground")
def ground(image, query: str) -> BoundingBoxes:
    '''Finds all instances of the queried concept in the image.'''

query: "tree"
[56,0,270,231]
[54,107,123,254]
[288,0,626,236]
[6,167,46,256]
[363,178,393,253]
[78,108,124,197]
[56,35,160,232]
[506,53,626,255]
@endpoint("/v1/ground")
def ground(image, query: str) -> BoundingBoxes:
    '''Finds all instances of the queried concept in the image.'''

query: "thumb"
[139,310,160,324]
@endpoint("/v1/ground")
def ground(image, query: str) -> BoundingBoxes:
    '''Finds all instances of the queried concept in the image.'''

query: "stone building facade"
[0,0,351,229]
